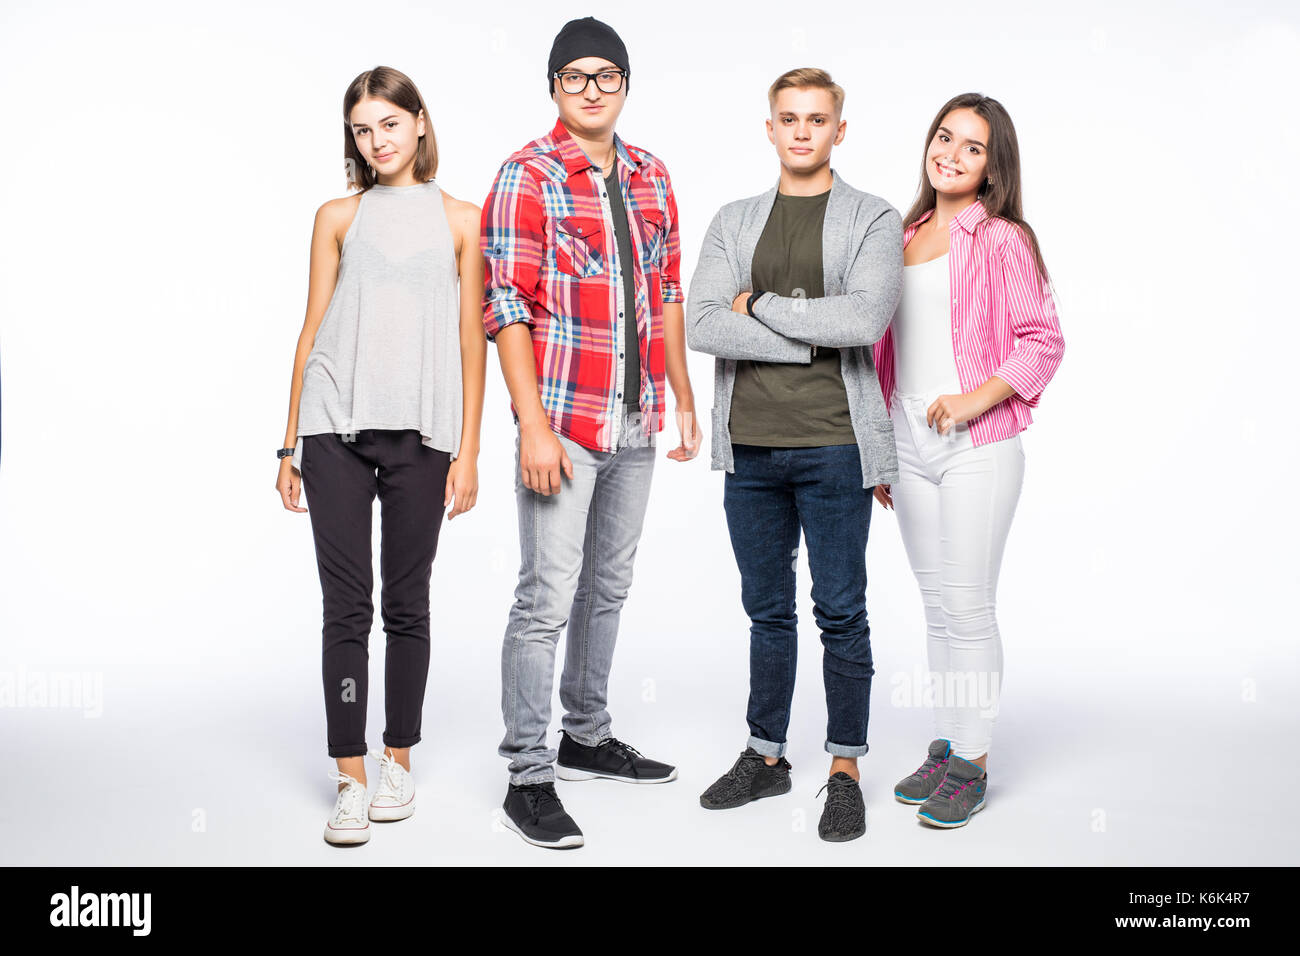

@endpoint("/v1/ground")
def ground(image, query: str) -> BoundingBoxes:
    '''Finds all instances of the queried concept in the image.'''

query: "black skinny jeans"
[299,429,451,758]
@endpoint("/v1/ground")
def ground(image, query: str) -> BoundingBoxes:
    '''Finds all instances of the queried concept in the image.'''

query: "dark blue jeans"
[723,442,875,758]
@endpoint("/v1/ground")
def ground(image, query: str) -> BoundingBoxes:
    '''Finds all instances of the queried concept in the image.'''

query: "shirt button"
[619,352,624,358]
[618,312,624,318]
[617,392,622,399]
[952,297,958,304]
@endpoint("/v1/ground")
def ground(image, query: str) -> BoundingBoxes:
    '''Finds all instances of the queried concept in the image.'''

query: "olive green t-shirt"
[728,189,856,446]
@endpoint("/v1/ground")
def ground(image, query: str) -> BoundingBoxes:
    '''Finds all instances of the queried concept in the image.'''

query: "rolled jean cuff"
[564,731,609,748]
[825,740,869,758]
[509,768,555,786]
[747,734,787,759]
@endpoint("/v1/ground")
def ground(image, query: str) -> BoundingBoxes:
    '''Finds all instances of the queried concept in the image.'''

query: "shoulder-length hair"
[903,93,1050,287]
[342,66,438,191]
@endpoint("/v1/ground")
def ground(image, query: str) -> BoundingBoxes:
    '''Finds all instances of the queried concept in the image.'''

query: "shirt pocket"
[636,206,668,268]
[553,215,604,278]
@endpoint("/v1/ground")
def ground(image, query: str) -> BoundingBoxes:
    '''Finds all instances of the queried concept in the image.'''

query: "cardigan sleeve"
[749,205,903,348]
[685,207,813,364]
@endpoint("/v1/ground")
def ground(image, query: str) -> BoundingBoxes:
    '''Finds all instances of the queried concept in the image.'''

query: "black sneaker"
[699,747,793,810]
[816,771,866,842]
[555,730,678,784]
[501,782,584,849]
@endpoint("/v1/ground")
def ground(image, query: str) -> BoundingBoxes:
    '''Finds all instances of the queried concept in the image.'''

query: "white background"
[1,0,1296,865]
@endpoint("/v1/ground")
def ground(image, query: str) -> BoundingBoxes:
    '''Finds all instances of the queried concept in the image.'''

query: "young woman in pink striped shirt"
[871,93,1065,828]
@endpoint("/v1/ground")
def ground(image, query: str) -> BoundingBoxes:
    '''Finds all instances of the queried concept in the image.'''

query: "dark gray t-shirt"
[605,167,641,408]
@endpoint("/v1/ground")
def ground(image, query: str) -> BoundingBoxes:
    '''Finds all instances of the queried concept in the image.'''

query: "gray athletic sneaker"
[894,739,951,804]
[700,747,792,810]
[916,754,987,828]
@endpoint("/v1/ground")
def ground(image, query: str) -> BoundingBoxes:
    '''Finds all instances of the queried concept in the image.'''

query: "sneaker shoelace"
[702,752,764,798]
[816,777,862,829]
[719,751,768,785]
[369,749,407,801]
[914,754,949,779]
[935,771,983,801]
[327,770,367,825]
[517,783,564,820]
[599,737,644,761]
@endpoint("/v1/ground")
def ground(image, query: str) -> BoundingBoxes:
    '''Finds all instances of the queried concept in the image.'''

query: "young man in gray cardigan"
[685,68,902,842]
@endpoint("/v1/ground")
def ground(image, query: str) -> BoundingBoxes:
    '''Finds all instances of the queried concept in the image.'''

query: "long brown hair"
[903,93,1050,287]
[342,66,438,192]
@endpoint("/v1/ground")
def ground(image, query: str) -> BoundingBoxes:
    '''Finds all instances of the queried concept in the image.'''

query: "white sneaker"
[367,748,416,822]
[324,770,371,845]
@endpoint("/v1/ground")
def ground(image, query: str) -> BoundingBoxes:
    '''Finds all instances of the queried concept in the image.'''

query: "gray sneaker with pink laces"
[894,739,951,804]
[917,754,987,828]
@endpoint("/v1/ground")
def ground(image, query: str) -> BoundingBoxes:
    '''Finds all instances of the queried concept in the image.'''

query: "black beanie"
[547,17,630,96]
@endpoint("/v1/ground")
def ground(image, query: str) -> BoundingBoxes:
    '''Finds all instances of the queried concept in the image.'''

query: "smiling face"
[349,96,424,177]
[552,56,627,137]
[766,86,845,175]
[925,107,990,199]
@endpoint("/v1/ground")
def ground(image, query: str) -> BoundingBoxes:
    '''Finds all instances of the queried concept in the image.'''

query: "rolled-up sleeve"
[480,161,544,342]
[993,225,1065,407]
[659,173,684,304]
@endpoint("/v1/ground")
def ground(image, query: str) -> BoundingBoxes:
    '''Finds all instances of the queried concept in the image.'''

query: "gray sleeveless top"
[292,179,462,470]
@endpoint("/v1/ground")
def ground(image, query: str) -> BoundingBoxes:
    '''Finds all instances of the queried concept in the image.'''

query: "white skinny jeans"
[889,393,1024,760]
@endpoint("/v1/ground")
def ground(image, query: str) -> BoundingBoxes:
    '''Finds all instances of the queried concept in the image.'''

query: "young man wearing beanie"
[685,69,903,842]
[481,16,702,849]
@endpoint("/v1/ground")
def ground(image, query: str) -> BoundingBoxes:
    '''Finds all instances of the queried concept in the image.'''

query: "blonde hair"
[767,67,844,117]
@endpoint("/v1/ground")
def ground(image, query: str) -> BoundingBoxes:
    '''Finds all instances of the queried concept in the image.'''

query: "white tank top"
[893,252,962,400]
[293,180,462,470]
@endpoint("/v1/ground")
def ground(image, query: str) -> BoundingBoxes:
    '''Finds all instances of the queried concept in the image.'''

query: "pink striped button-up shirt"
[872,200,1064,446]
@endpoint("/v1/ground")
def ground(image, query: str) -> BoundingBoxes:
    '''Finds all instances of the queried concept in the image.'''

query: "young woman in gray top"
[274,66,487,846]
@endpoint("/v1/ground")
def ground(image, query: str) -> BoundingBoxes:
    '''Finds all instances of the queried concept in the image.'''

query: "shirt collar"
[911,199,989,234]
[550,116,643,178]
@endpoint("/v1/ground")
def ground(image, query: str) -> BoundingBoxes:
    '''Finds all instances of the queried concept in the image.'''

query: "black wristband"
[745,290,765,318]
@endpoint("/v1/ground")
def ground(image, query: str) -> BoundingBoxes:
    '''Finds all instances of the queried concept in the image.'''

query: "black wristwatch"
[745,290,765,318]
[277,447,296,460]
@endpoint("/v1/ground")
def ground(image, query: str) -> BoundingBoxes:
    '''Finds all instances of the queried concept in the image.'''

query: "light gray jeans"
[499,407,657,784]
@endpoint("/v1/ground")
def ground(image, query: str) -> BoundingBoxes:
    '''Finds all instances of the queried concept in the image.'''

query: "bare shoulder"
[315,192,363,249]
[440,190,481,227]
[440,190,482,249]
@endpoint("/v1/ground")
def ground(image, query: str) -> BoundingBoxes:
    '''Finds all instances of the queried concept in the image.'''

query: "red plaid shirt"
[480,117,683,452]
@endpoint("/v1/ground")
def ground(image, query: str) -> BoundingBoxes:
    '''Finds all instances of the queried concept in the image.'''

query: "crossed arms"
[684,204,903,361]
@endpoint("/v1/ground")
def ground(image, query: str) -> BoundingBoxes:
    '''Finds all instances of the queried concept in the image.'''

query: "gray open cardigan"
[685,168,905,488]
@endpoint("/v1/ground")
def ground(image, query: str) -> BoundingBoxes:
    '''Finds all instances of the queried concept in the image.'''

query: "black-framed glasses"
[554,69,627,95]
